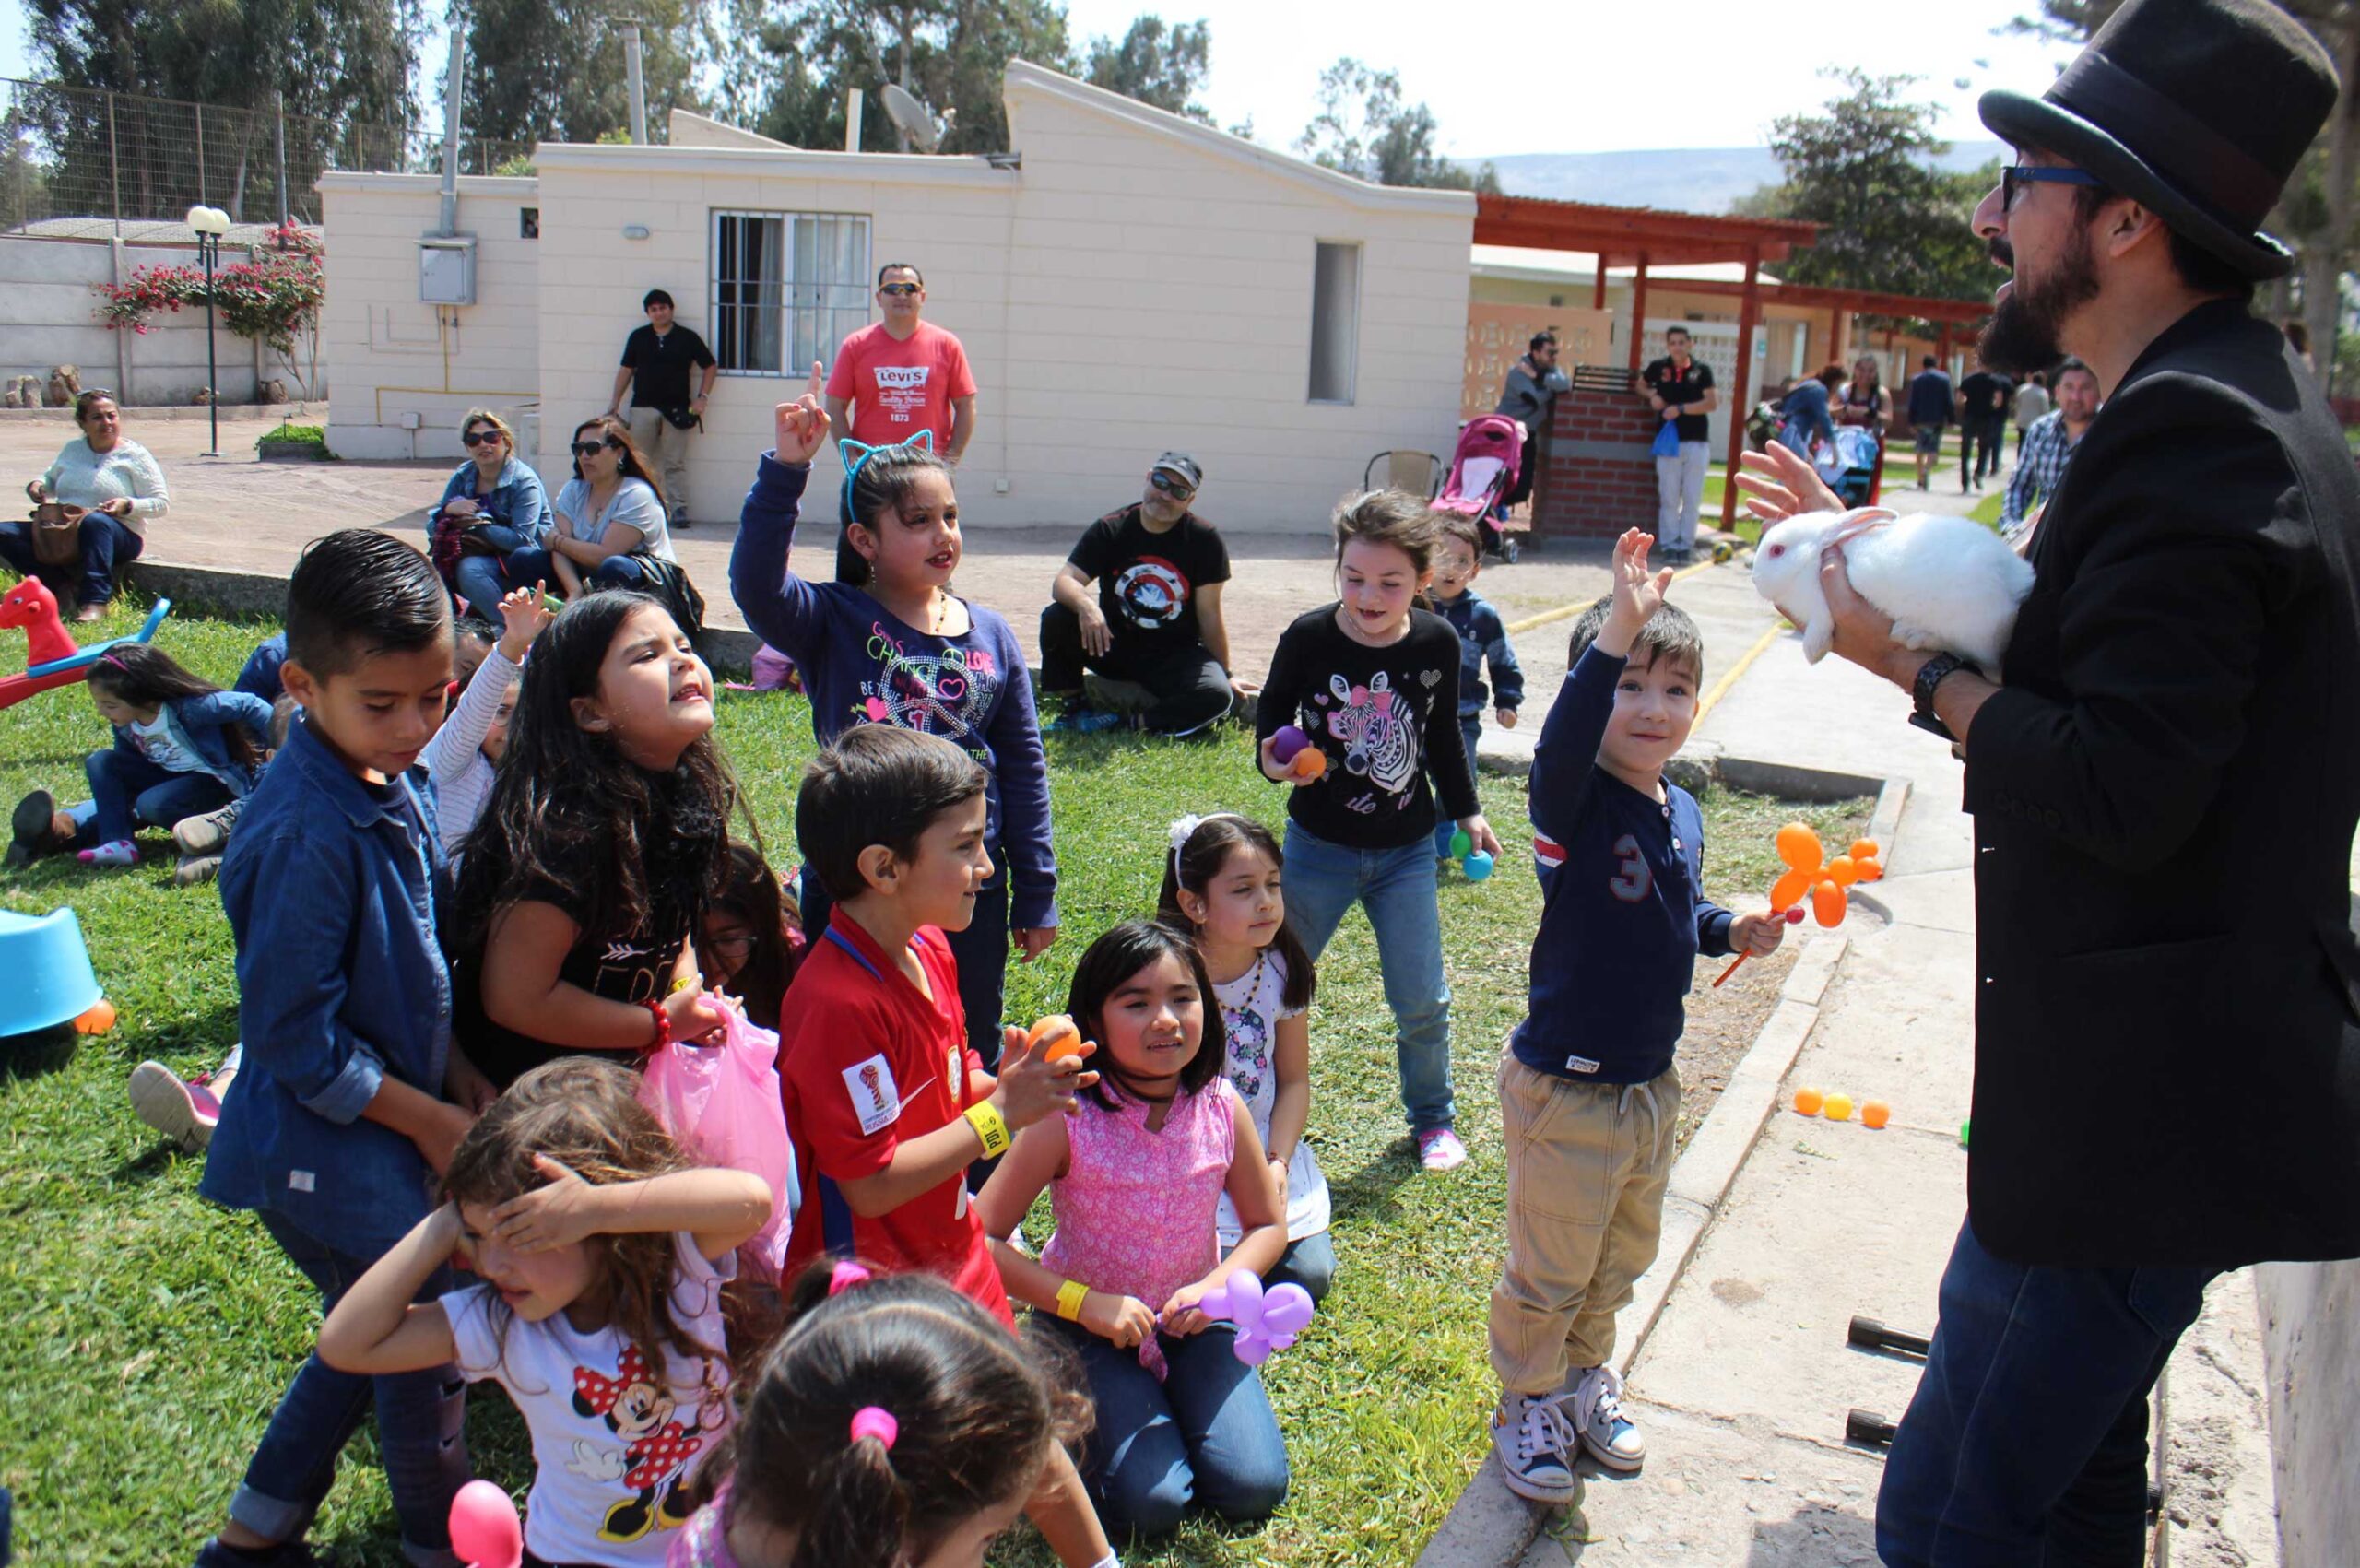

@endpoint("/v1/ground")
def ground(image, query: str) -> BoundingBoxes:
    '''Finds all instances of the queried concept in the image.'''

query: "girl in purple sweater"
[729,370,1056,1073]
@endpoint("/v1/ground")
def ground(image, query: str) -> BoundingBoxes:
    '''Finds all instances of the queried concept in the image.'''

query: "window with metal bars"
[711,210,873,377]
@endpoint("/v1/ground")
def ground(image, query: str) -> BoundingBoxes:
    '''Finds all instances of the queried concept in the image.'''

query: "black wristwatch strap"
[1908,653,1974,741]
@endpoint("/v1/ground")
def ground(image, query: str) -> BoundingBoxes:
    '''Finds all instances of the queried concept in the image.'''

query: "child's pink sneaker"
[77,840,137,867]
[128,1060,223,1152]
[1416,1126,1469,1173]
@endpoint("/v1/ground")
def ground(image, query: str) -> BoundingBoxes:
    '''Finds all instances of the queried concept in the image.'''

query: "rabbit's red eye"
[1768,544,1785,556]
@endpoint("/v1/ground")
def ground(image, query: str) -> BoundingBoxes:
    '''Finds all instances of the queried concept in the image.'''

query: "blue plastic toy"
[0,907,101,1037]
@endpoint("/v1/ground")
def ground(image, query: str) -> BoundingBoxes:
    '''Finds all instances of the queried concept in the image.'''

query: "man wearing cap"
[1736,1,2359,1560]
[1041,453,1239,736]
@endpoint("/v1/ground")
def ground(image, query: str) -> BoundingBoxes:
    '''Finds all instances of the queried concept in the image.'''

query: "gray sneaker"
[1491,1388,1578,1504]
[173,855,223,888]
[172,798,244,857]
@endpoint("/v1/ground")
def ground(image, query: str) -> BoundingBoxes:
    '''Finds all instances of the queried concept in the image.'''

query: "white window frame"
[710,209,874,379]
[1307,240,1363,407]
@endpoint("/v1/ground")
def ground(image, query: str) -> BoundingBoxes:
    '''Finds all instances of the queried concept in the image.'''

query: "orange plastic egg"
[1027,1014,1083,1063]
[74,997,117,1034]
[1861,1100,1892,1129]
[1811,878,1847,927]
[1793,1086,1824,1116]
[1770,867,1816,913]
[1825,855,1859,887]
[1849,838,1880,863]
[1823,1092,1854,1122]
[1775,822,1823,873]
[1291,748,1328,782]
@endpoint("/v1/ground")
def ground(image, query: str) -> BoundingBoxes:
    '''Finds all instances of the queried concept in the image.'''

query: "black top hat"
[1979,0,2340,280]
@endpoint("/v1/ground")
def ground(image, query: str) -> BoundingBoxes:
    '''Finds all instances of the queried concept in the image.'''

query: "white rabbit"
[1751,507,2035,671]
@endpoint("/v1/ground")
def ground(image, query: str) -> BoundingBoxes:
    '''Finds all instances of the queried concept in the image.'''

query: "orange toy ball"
[1849,838,1880,863]
[1793,1086,1824,1116]
[1770,867,1816,913]
[1774,822,1824,873]
[1027,1014,1083,1063]
[74,997,117,1034]
[1811,878,1848,927]
[1861,1100,1892,1129]
[1854,856,1884,883]
[1825,855,1859,887]
[1291,748,1328,781]
[1823,1092,1855,1122]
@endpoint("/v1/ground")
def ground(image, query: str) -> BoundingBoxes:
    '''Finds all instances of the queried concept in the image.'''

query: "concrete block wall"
[0,234,265,407]
[320,174,542,463]
[1533,380,1661,541]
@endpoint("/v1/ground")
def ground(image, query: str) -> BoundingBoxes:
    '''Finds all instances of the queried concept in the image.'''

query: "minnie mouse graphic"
[569,1345,728,1542]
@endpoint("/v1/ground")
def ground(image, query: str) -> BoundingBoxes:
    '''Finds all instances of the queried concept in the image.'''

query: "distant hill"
[1467,141,2007,215]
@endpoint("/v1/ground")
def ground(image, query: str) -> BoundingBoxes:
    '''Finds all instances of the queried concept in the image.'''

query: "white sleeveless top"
[1212,949,1330,1245]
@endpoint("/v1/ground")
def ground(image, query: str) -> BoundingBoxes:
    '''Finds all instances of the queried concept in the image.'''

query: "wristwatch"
[1908,652,1975,741]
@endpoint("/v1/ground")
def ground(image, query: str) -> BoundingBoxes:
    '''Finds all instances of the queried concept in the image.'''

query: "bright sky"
[3,0,2079,156]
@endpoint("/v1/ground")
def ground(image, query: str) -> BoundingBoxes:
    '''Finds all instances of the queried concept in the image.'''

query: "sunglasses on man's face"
[572,439,620,458]
[1149,471,1195,500]
[2000,162,2105,212]
[462,428,504,447]
[879,282,922,297]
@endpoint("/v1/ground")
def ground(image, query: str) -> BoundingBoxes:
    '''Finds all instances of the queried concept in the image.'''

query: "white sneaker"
[1491,1388,1578,1504]
[1566,1363,1645,1471]
[128,1060,225,1152]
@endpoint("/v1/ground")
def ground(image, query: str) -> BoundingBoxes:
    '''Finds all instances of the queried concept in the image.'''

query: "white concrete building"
[320,61,1475,534]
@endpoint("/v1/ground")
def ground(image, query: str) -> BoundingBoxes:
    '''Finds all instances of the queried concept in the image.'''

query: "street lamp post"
[186,205,231,457]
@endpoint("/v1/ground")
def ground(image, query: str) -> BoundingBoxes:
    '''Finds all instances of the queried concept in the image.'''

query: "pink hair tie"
[828,1260,873,1296]
[849,1406,899,1452]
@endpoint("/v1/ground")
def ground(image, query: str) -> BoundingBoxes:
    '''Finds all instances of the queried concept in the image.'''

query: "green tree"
[1082,16,1210,122]
[453,0,702,154]
[1294,58,1497,193]
[27,0,423,220]
[741,0,1070,155]
[1752,69,1994,327]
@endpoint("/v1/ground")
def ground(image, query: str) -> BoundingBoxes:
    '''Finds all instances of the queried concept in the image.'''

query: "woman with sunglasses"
[6,389,169,622]
[431,408,549,632]
[505,415,674,600]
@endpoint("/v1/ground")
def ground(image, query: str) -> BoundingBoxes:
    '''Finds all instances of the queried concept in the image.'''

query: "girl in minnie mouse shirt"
[319,1059,773,1566]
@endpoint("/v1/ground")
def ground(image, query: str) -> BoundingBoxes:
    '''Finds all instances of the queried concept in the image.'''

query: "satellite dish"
[879,82,944,153]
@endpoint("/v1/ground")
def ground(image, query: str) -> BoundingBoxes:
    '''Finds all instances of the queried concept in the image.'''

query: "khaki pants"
[626,407,695,523]
[1488,1054,1681,1394]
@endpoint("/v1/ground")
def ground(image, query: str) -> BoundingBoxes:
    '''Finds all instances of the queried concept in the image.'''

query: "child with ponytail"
[667,1262,1092,1568]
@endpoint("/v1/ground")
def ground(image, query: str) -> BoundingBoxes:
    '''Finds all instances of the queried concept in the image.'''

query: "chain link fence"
[2,77,536,233]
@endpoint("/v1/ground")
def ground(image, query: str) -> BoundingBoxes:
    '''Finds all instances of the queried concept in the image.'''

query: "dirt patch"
[1670,944,1801,1156]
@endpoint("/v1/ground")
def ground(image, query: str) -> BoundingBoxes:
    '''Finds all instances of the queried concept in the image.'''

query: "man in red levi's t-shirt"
[822,263,979,582]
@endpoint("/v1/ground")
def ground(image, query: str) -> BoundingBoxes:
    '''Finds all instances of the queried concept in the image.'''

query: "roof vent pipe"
[437,32,465,236]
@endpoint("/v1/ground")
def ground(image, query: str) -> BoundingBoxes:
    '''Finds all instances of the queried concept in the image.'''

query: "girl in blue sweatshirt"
[729,368,1056,1072]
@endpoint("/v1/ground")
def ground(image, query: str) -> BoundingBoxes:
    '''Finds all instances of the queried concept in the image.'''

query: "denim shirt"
[108,690,274,797]
[199,714,454,1257]
[435,455,549,547]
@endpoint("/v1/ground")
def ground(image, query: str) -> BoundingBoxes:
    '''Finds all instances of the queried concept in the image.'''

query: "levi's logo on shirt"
[875,366,930,390]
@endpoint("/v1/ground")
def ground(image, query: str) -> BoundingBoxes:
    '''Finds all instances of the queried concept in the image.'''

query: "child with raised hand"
[667,1263,1093,1568]
[978,919,1292,1537]
[194,529,480,1568]
[422,580,549,856]
[5,643,273,873]
[1158,812,1334,1303]
[318,1057,772,1564]
[450,591,738,1089]
[774,725,1115,1568]
[731,368,1056,1077]
[1252,490,1502,1173]
[1487,530,1781,1503]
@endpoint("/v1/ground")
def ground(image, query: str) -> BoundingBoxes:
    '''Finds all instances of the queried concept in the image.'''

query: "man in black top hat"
[1737,1,2358,1562]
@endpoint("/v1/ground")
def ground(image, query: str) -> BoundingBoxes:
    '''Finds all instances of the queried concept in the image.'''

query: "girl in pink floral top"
[978,920,1292,1536]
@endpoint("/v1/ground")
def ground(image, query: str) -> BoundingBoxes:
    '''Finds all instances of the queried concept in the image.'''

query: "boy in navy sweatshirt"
[1486,529,1782,1503]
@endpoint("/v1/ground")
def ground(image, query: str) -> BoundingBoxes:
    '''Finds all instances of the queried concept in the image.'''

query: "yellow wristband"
[962,1099,1011,1159]
[1056,1279,1090,1322]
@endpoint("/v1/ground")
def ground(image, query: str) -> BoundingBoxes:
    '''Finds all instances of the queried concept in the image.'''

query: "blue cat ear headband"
[840,429,936,513]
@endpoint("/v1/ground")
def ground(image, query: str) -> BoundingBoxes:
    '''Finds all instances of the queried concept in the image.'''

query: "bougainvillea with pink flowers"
[93,222,326,395]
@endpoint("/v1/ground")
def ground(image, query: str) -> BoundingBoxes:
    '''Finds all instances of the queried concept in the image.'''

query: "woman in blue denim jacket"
[6,643,273,873]
[432,409,549,632]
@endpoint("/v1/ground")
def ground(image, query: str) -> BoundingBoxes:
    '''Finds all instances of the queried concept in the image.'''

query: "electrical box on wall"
[419,236,477,305]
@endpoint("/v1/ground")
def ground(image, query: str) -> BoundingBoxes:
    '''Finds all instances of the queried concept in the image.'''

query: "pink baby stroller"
[1434,414,1524,563]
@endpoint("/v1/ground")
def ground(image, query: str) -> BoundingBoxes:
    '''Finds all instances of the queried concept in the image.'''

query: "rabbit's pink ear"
[1827,508,1896,549]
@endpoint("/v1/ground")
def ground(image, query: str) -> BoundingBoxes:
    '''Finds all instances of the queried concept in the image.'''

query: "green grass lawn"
[0,595,1866,1566]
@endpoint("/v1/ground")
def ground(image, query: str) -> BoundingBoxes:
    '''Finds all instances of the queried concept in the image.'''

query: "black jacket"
[1963,300,2360,1267]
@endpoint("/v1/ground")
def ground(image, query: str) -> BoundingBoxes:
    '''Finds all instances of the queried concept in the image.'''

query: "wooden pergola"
[1471,195,1992,528]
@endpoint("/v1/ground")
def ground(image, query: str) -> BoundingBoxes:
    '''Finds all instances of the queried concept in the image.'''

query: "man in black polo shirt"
[1641,326,1716,564]
[1955,357,2014,493]
[608,289,716,529]
[1042,451,1239,736]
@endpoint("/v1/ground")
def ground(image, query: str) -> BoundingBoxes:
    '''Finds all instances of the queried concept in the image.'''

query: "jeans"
[75,749,231,846]
[1280,821,1455,1134]
[0,510,144,605]
[798,862,1012,1072]
[1962,420,2001,487]
[1653,441,1709,551]
[1269,1232,1336,1304]
[448,525,533,630]
[233,1211,468,1565]
[1875,1220,2215,1568]
[1045,1317,1289,1536]
[1039,603,1235,736]
[502,545,647,598]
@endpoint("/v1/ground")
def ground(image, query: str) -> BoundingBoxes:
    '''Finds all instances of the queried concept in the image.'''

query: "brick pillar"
[1532,371,1660,544]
